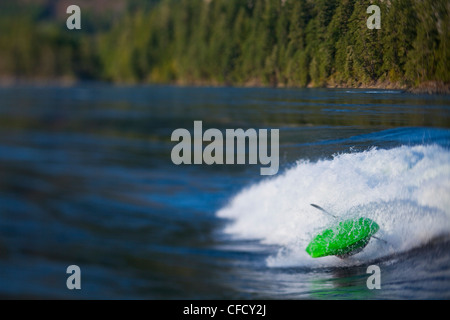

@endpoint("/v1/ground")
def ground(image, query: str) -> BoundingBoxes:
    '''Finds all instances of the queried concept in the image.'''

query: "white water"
[217,145,450,268]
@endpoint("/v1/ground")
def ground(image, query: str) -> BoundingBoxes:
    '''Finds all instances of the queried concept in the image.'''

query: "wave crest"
[217,145,450,267]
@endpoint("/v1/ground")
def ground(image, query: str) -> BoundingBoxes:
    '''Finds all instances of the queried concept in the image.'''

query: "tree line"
[0,0,448,89]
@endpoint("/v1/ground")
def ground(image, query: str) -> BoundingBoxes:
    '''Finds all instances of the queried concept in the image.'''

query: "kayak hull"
[306,217,379,258]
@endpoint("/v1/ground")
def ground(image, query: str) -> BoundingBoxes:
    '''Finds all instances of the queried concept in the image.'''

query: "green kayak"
[306,217,380,258]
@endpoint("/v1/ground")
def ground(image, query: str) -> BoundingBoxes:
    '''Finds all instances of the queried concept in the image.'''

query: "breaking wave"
[217,144,450,268]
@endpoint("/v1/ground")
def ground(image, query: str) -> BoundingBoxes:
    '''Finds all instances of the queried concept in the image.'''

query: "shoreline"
[1,76,449,95]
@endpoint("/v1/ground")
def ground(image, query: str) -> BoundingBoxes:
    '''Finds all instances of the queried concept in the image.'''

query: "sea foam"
[217,145,450,268]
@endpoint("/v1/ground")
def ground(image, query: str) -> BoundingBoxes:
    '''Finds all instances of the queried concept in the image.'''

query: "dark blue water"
[0,85,449,299]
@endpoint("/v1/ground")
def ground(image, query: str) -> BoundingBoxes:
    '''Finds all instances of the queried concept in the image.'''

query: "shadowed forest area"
[0,0,448,92]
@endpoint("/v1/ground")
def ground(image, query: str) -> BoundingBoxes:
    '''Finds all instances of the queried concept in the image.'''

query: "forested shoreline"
[0,0,448,92]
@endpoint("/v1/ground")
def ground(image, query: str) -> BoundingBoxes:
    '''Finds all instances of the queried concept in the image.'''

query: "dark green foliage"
[404,1,448,84]
[0,0,448,88]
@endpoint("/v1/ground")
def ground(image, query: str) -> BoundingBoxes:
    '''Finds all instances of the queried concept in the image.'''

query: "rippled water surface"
[0,85,449,299]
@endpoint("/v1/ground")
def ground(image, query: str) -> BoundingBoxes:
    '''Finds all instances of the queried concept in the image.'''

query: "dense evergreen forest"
[0,0,448,91]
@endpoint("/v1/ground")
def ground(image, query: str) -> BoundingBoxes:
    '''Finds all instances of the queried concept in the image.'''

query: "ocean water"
[0,85,449,299]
